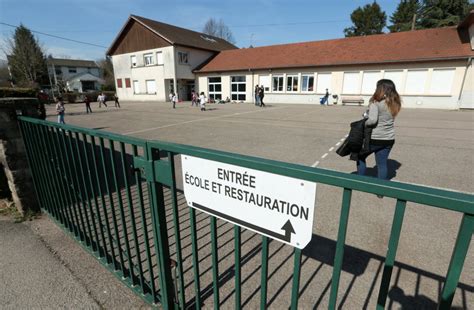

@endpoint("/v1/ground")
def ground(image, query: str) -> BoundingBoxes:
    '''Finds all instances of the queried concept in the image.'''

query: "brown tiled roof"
[126,15,236,52]
[197,27,473,73]
[47,58,98,68]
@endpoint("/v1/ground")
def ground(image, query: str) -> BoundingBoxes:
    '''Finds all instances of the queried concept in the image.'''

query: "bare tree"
[202,18,236,44]
[96,57,115,91]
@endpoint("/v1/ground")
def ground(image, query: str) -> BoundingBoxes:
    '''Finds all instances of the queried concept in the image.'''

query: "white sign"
[181,156,317,249]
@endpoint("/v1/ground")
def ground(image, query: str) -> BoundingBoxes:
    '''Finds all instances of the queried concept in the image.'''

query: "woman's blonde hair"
[370,79,401,117]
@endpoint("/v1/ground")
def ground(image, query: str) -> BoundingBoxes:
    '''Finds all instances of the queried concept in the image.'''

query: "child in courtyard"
[199,92,206,111]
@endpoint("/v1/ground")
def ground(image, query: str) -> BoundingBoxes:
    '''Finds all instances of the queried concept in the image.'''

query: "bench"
[341,96,364,106]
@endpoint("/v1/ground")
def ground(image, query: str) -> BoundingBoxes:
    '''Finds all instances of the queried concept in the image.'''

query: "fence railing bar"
[234,225,241,310]
[167,152,186,308]
[120,142,141,288]
[210,216,220,310]
[74,132,100,253]
[328,188,352,309]
[109,139,133,279]
[82,133,107,258]
[91,136,114,265]
[190,207,202,310]
[290,248,302,310]
[132,145,157,300]
[99,137,121,270]
[36,125,62,224]
[260,235,269,310]
[52,126,81,237]
[438,214,473,309]
[376,199,407,309]
[64,129,90,245]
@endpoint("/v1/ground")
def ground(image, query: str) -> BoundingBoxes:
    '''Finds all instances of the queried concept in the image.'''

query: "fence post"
[144,144,175,309]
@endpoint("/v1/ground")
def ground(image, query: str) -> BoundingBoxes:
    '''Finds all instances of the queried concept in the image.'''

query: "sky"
[0,0,399,61]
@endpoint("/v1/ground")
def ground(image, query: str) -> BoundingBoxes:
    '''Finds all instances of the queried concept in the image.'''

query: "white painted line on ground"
[341,138,345,142]
[329,147,334,152]
[123,106,288,135]
[311,161,320,167]
[335,142,341,146]
[321,153,328,159]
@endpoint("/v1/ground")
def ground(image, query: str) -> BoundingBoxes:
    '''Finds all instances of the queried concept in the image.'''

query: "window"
[405,70,428,94]
[144,53,154,66]
[301,74,314,92]
[146,80,156,94]
[361,71,381,94]
[55,68,62,75]
[286,75,298,92]
[383,71,403,92]
[259,75,270,91]
[231,76,246,101]
[68,67,77,73]
[430,69,455,95]
[125,78,131,88]
[343,72,360,94]
[131,55,137,67]
[133,80,140,94]
[208,77,222,100]
[157,52,163,65]
[116,78,123,88]
[316,73,331,93]
[272,75,284,92]
[178,52,188,64]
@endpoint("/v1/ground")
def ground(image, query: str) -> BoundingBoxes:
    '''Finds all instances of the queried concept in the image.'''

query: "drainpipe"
[457,57,472,107]
[173,46,178,101]
[249,68,254,105]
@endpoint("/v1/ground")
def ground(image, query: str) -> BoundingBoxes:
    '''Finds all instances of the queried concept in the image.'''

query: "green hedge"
[0,87,36,98]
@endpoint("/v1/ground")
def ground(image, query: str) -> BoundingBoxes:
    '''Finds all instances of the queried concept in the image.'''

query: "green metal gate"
[18,116,473,309]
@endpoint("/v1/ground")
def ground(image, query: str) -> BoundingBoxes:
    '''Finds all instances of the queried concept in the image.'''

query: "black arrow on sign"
[192,202,296,243]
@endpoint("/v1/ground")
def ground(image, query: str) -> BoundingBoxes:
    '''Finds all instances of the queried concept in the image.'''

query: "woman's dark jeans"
[357,144,393,180]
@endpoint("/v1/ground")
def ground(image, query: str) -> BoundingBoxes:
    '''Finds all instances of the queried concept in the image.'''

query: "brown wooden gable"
[109,19,171,56]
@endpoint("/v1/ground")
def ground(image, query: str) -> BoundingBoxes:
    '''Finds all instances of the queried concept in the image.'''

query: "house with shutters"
[106,15,236,102]
[47,58,104,93]
[108,12,474,109]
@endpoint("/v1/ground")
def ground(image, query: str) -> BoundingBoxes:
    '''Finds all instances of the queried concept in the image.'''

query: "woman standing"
[357,79,401,180]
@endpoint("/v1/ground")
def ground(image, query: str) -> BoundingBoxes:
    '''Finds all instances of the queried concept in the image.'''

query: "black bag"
[336,138,351,157]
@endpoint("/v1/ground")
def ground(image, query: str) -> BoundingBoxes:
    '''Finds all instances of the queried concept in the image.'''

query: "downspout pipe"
[457,57,472,106]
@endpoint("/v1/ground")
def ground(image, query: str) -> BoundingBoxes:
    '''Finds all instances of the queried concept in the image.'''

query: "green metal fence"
[18,116,473,309]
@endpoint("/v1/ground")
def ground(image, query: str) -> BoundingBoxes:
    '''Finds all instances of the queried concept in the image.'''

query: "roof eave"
[196,56,473,73]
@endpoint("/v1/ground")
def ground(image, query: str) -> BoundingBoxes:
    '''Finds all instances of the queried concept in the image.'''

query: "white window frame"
[383,70,404,94]
[429,68,455,95]
[301,74,314,92]
[144,53,154,66]
[156,52,164,65]
[259,75,270,92]
[361,71,381,95]
[231,76,246,101]
[208,77,222,100]
[316,73,331,94]
[133,80,140,94]
[130,55,137,67]
[405,69,428,95]
[272,75,284,92]
[286,75,299,92]
[178,51,188,64]
[146,79,156,94]
[342,72,361,95]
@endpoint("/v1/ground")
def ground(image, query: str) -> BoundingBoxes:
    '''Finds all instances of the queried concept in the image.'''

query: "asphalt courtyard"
[44,100,473,308]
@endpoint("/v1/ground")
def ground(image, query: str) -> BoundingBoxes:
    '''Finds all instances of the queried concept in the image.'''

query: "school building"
[107,12,474,109]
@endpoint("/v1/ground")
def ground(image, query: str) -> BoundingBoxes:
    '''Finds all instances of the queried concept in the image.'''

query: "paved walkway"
[0,215,148,309]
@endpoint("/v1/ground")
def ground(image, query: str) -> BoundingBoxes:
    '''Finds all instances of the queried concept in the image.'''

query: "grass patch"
[0,199,38,222]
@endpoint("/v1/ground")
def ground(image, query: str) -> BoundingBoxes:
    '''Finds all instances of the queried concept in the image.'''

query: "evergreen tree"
[344,2,387,37]
[389,0,421,32]
[420,0,473,28]
[7,24,48,87]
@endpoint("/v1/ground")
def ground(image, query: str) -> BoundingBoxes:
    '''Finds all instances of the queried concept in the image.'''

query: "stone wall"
[0,98,43,214]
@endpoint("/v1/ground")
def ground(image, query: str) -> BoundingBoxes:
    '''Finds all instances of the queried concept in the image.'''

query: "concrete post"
[0,97,42,214]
